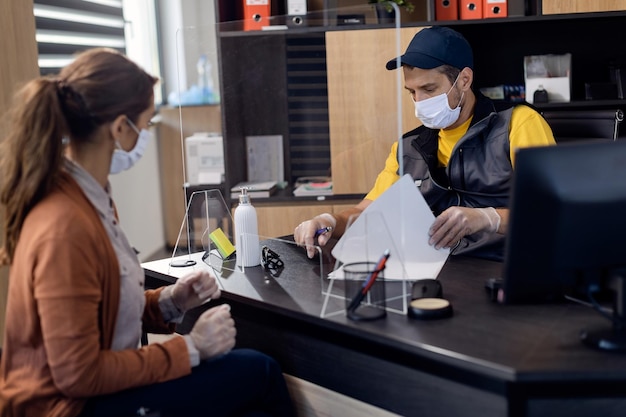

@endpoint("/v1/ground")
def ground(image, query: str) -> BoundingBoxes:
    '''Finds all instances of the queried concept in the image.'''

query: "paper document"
[331,174,450,280]
[185,133,224,185]
[246,135,284,182]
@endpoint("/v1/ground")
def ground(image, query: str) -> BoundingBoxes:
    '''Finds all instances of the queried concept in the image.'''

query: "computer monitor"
[502,139,626,351]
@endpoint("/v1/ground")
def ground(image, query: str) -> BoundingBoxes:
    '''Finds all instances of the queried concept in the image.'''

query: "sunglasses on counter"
[261,245,284,273]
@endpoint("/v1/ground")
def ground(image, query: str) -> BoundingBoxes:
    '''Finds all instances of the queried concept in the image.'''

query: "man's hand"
[429,207,500,249]
[293,213,336,258]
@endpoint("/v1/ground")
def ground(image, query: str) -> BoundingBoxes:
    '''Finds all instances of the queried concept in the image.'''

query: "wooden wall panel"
[238,199,361,238]
[255,203,334,238]
[326,27,424,195]
[0,0,39,348]
[157,105,222,247]
[543,0,626,14]
[0,1,38,117]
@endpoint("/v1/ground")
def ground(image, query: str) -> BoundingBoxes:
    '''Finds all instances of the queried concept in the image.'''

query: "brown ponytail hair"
[0,48,158,265]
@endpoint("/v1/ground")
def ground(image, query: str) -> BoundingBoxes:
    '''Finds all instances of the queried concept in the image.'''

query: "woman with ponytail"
[0,48,294,417]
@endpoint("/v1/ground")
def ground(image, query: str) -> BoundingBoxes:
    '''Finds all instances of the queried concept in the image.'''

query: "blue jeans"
[78,349,295,417]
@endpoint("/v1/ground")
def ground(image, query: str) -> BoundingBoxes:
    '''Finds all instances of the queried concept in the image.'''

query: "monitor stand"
[580,274,626,352]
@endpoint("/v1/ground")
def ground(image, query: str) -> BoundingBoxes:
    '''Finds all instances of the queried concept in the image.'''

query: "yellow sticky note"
[209,228,236,259]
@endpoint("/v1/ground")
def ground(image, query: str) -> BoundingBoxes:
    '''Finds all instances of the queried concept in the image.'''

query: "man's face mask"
[413,75,464,130]
[109,118,151,175]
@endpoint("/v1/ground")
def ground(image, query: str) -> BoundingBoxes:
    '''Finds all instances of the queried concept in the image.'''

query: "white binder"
[286,0,307,26]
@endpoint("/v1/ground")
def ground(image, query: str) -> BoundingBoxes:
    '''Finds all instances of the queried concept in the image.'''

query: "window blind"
[286,33,331,183]
[33,0,126,75]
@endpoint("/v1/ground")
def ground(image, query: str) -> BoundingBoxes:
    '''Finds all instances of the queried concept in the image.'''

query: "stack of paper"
[230,180,278,199]
[293,181,333,197]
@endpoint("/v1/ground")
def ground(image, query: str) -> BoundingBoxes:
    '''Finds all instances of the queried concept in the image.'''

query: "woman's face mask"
[413,75,464,130]
[109,118,151,175]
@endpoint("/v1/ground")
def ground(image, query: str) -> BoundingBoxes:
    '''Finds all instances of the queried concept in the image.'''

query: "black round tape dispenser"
[408,279,453,319]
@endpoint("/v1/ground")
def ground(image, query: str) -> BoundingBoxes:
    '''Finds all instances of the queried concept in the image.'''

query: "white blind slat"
[34,4,125,28]
[34,0,126,74]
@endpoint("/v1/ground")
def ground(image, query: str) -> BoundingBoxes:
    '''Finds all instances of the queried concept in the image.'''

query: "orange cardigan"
[0,173,190,417]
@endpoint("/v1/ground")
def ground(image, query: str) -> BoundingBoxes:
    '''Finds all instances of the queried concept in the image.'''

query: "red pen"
[346,249,391,311]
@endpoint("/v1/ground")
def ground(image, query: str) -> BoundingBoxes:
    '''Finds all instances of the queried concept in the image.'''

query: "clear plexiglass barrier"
[168,4,424,317]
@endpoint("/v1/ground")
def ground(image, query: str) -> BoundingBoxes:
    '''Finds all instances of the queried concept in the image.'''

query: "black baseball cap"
[386,26,473,71]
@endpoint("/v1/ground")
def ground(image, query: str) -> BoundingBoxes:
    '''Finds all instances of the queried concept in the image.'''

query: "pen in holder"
[343,252,389,321]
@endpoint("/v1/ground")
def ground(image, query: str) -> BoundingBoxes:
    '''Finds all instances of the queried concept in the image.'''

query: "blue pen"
[315,226,333,237]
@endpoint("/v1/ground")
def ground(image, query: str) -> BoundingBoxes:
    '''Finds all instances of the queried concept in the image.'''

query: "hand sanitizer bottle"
[196,54,214,103]
[234,187,260,267]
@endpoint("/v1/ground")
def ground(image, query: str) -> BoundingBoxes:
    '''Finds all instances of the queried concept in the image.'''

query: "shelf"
[217,22,390,38]
[185,182,365,205]
[213,1,626,198]
[431,10,626,26]
[246,187,365,204]
[493,99,626,110]
[534,100,626,110]
[215,8,626,37]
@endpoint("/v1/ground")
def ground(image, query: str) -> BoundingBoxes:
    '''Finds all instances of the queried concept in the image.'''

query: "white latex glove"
[293,213,336,258]
[171,270,221,312]
[429,207,501,249]
[189,304,236,360]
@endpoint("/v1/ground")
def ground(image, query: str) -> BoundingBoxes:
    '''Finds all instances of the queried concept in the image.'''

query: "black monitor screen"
[503,140,626,305]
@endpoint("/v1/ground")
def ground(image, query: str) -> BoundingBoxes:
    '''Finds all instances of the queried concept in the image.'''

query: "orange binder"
[435,0,458,21]
[243,0,271,31]
[459,0,483,19]
[484,0,508,18]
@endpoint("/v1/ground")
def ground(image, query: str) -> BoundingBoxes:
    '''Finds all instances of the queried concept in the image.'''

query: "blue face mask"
[109,119,151,175]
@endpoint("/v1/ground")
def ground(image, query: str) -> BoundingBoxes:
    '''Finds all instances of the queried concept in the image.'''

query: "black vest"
[398,94,515,261]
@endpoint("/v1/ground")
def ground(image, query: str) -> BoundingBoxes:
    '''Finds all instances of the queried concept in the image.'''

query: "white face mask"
[414,76,464,130]
[109,118,151,175]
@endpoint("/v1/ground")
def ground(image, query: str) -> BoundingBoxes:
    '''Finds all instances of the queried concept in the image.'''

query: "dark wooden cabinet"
[213,2,626,194]
[451,12,626,108]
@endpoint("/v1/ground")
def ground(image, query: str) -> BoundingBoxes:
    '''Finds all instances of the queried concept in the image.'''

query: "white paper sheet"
[246,135,284,182]
[331,174,450,280]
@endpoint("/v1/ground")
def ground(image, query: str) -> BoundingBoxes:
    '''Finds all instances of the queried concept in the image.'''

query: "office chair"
[541,108,624,142]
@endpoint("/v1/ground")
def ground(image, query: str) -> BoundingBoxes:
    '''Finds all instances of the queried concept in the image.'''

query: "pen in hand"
[315,226,333,237]
[346,249,391,312]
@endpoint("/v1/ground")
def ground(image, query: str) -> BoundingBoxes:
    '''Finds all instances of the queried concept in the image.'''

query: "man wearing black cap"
[295,26,555,261]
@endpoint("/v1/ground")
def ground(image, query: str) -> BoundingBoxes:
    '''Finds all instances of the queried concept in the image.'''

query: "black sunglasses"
[261,246,284,272]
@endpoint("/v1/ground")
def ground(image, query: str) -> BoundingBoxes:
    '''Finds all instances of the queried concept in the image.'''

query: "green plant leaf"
[368,0,415,13]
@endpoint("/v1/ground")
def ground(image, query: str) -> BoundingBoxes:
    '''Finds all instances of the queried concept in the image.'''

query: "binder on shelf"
[484,0,508,18]
[507,0,526,16]
[459,0,483,19]
[243,0,271,31]
[286,0,307,27]
[435,0,458,21]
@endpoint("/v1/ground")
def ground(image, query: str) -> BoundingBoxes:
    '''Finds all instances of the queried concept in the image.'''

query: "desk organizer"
[320,271,412,318]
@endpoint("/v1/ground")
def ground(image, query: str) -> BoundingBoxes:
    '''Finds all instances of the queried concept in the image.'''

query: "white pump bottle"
[234,187,261,267]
